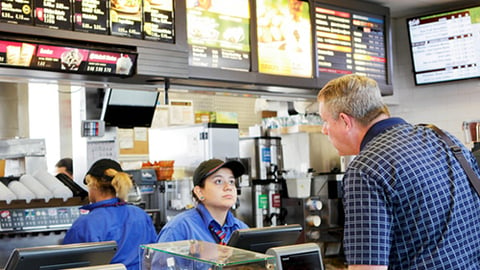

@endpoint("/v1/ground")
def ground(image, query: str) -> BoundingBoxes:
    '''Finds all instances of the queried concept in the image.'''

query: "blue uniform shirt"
[157,203,248,244]
[63,198,157,270]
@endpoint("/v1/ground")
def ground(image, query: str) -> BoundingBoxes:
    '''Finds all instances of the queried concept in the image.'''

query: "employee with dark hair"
[55,157,73,180]
[157,158,248,244]
[63,159,157,270]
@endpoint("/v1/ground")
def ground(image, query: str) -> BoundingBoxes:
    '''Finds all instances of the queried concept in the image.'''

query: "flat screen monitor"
[101,88,159,128]
[266,242,324,270]
[3,241,117,270]
[227,224,302,253]
[406,5,480,85]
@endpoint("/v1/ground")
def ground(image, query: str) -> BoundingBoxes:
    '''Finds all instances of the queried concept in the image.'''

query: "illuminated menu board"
[0,0,33,24]
[186,0,250,71]
[407,7,480,85]
[0,39,137,76]
[315,4,387,84]
[256,0,313,78]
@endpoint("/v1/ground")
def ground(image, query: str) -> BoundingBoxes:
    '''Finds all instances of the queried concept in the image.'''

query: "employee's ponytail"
[105,169,133,201]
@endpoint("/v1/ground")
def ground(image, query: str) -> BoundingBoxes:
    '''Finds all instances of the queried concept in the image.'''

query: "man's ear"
[339,112,353,129]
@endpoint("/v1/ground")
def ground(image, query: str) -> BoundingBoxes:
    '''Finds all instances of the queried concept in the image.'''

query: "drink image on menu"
[6,46,21,65]
[17,43,36,66]
[115,54,133,75]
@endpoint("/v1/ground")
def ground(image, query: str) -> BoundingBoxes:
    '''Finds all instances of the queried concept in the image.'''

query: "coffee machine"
[237,136,285,228]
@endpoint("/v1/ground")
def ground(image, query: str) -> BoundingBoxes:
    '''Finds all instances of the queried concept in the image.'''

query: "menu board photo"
[315,4,387,85]
[34,0,73,30]
[110,0,143,38]
[186,0,250,71]
[143,0,174,42]
[0,39,137,76]
[256,0,313,78]
[73,0,108,34]
[407,6,480,85]
[0,0,33,24]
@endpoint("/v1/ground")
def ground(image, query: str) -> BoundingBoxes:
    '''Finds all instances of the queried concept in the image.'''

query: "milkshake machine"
[238,136,285,228]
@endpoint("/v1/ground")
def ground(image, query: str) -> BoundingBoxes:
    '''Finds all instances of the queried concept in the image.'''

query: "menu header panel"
[0,39,137,76]
[256,0,313,78]
[315,4,387,85]
[186,0,250,71]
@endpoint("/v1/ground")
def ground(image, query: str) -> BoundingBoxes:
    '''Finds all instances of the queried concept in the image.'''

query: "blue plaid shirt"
[343,118,480,269]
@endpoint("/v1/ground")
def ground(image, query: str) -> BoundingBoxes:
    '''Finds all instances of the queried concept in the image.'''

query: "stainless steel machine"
[237,136,285,228]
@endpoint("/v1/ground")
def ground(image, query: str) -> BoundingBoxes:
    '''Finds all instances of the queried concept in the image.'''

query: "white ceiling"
[366,0,477,18]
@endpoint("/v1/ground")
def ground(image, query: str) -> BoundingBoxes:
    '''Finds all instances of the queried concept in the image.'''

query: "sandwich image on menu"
[110,0,143,38]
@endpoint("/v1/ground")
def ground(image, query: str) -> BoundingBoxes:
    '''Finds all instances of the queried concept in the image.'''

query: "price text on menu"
[315,5,387,84]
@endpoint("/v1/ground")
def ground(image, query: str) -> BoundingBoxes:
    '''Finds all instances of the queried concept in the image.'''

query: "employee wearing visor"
[157,158,248,245]
[63,159,157,270]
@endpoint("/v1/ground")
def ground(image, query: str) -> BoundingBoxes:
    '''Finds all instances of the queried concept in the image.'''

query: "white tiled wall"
[386,17,480,147]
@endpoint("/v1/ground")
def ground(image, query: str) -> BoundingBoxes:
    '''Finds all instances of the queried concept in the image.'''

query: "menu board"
[256,0,313,78]
[143,0,174,42]
[0,0,33,24]
[34,0,72,30]
[0,39,137,76]
[315,4,387,84]
[73,0,108,34]
[407,7,480,85]
[186,0,250,71]
[110,0,142,38]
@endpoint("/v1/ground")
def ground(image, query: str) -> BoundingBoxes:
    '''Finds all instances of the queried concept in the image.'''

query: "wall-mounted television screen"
[407,5,480,85]
[101,88,159,128]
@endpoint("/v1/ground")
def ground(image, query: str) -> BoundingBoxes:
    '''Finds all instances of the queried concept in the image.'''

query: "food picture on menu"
[111,0,141,13]
[61,49,84,71]
[256,0,312,77]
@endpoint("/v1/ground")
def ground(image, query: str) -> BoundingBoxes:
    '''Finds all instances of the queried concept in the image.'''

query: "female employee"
[157,158,248,244]
[63,159,157,270]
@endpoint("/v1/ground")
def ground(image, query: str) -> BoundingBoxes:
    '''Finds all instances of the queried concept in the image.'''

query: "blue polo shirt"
[63,198,157,270]
[156,203,248,244]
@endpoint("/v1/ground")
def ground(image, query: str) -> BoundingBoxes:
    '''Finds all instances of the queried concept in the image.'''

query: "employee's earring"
[200,196,205,200]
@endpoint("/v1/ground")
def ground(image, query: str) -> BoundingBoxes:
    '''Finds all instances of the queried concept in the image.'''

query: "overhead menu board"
[73,0,108,34]
[0,0,33,24]
[143,0,174,42]
[315,4,387,84]
[407,6,480,85]
[0,39,137,76]
[186,0,250,71]
[34,0,73,30]
[256,0,313,78]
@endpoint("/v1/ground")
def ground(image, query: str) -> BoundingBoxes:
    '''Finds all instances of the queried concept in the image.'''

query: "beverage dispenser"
[238,136,285,228]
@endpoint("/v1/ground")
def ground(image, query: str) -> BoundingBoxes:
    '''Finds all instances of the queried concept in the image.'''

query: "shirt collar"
[196,203,235,229]
[360,117,407,151]
[81,197,122,211]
